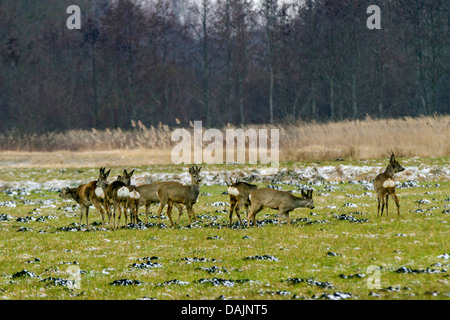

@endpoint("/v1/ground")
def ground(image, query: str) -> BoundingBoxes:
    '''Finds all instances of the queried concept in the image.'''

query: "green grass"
[0,160,449,300]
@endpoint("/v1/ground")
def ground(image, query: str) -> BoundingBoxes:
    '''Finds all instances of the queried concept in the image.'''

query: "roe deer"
[156,165,202,227]
[374,153,404,217]
[125,184,141,224]
[105,169,135,229]
[135,182,183,224]
[225,178,257,227]
[59,167,111,226]
[247,188,314,227]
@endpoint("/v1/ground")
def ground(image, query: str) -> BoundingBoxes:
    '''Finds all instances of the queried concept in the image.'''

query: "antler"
[189,165,202,175]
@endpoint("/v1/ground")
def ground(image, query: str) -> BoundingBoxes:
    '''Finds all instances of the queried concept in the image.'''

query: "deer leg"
[114,200,122,229]
[248,206,262,227]
[134,201,140,224]
[185,204,192,226]
[229,198,237,227]
[285,210,291,225]
[235,199,246,227]
[247,211,253,228]
[376,197,380,217]
[123,201,128,227]
[130,201,136,224]
[241,203,250,227]
[79,205,85,225]
[191,206,196,224]
[85,207,90,227]
[127,201,133,224]
[166,201,175,227]
[235,202,248,225]
[105,203,111,225]
[277,209,287,226]
[192,204,197,221]
[380,197,385,217]
[156,201,166,225]
[385,194,389,217]
[391,193,400,217]
[110,204,115,229]
[175,202,183,224]
[145,203,150,224]
[247,204,259,227]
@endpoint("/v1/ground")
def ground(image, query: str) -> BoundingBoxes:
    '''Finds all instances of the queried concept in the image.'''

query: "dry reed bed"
[1,116,448,162]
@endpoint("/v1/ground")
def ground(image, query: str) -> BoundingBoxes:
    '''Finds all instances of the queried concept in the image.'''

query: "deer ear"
[130,169,135,176]
[105,169,111,177]
[390,153,395,163]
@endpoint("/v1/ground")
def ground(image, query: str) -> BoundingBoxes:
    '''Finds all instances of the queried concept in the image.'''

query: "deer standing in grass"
[374,153,404,217]
[247,188,314,227]
[134,182,184,224]
[124,184,141,224]
[59,167,111,227]
[226,179,257,227]
[105,169,135,229]
[156,165,202,227]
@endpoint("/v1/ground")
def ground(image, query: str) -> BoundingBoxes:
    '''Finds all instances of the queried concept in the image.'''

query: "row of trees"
[0,0,448,133]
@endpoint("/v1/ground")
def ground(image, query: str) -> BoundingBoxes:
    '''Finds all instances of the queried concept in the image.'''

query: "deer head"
[97,167,111,191]
[189,165,202,186]
[388,153,404,174]
[59,187,73,199]
[118,169,135,186]
[301,189,315,209]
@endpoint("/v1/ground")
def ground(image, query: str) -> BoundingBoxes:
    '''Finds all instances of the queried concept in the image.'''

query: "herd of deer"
[59,154,405,229]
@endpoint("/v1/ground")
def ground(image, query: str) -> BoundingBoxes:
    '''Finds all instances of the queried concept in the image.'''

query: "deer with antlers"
[156,165,202,227]
[374,153,405,217]
[225,178,257,227]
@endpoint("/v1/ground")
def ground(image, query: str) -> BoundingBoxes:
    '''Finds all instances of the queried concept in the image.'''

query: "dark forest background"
[0,0,448,134]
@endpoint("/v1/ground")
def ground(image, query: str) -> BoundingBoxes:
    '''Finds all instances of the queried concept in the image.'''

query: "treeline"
[0,0,448,134]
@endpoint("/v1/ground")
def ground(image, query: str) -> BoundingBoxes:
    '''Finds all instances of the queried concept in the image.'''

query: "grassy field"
[0,159,449,300]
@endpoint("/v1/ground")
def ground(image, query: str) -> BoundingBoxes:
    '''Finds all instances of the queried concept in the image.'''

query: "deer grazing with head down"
[105,169,135,229]
[59,167,111,227]
[374,153,405,217]
[134,182,184,224]
[156,165,202,227]
[225,178,257,227]
[247,188,314,227]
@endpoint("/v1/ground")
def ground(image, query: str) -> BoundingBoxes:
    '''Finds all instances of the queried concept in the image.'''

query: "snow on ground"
[0,164,448,191]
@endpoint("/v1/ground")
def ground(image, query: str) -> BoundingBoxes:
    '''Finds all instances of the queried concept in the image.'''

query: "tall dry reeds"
[1,116,449,161]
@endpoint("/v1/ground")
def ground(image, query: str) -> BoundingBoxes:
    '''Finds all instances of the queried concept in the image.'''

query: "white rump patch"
[383,179,396,188]
[129,190,140,199]
[95,187,104,198]
[228,187,240,197]
[117,186,130,199]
